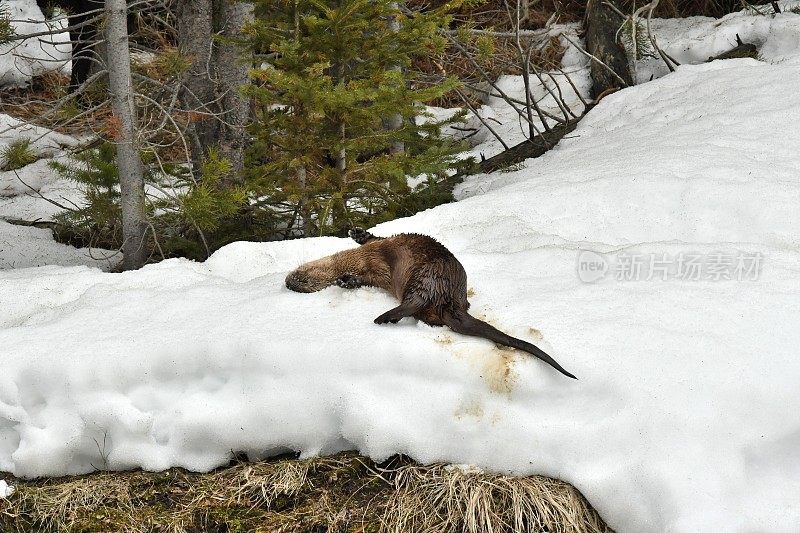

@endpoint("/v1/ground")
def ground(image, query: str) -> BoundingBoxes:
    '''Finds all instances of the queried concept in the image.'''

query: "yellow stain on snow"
[434,332,454,344]
[479,349,519,395]
[428,308,554,397]
[454,399,484,420]
[527,327,544,342]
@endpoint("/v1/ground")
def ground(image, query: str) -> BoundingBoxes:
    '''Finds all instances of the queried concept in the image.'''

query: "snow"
[0,479,13,498]
[1,6,800,533]
[419,105,498,147]
[0,113,81,197]
[0,0,71,87]
[0,219,117,269]
[0,113,115,270]
[637,4,800,82]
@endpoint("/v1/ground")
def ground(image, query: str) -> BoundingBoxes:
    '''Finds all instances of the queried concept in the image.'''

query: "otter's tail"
[445,311,577,379]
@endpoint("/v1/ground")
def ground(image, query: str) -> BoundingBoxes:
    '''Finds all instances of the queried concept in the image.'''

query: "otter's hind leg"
[349,228,382,245]
[374,300,423,324]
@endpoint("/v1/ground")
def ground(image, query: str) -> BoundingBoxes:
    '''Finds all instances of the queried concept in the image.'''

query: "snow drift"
[3,9,800,533]
[0,113,115,270]
[0,0,71,87]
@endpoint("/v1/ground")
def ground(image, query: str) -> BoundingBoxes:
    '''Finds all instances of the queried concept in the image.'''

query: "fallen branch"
[475,121,578,174]
[708,34,757,62]
[0,216,59,230]
[460,115,583,176]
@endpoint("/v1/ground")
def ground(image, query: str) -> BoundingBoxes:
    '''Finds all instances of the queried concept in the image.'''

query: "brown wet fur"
[286,229,577,379]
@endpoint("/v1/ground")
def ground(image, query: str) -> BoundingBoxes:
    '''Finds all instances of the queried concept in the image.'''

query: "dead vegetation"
[410,0,746,32]
[0,452,611,533]
[0,72,113,136]
[385,463,610,533]
[415,33,566,108]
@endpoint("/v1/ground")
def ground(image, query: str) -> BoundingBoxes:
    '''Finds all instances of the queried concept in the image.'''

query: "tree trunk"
[585,0,632,98]
[387,2,404,155]
[176,0,253,184]
[105,0,148,270]
[176,0,216,174]
[213,0,254,185]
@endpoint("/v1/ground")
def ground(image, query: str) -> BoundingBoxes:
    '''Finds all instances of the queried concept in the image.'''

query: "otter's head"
[285,256,340,293]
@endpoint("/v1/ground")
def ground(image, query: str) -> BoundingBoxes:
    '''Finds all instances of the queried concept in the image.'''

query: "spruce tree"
[244,0,468,237]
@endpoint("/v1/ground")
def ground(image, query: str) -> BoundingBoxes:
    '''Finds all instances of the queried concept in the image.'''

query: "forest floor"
[0,452,610,533]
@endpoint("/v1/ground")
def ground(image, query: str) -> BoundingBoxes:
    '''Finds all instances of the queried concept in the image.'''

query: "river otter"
[286,228,576,379]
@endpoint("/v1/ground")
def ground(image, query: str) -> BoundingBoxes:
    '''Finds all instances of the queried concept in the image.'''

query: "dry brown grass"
[1,452,611,533]
[5,474,134,531]
[383,463,610,533]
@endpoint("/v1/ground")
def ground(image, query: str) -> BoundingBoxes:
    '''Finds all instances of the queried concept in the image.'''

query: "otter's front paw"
[349,227,373,245]
[336,274,363,289]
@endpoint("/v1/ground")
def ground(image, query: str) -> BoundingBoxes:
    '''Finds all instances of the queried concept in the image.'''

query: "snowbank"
[0,0,71,87]
[638,5,800,81]
[447,7,800,160]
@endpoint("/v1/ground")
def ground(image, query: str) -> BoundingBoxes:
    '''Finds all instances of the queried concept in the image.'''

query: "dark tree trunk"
[175,0,216,175]
[213,0,254,186]
[585,0,632,99]
[35,0,103,91]
[175,0,253,185]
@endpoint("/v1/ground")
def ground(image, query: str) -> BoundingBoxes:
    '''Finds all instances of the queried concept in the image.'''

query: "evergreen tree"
[50,144,245,260]
[244,0,469,237]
